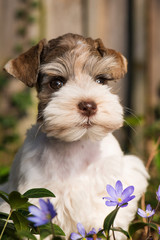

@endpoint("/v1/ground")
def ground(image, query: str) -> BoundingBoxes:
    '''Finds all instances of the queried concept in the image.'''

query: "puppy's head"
[4,33,127,142]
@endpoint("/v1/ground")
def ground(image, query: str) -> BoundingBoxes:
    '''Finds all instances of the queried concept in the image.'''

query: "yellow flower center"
[117,197,122,203]
[146,211,151,217]
[46,213,51,220]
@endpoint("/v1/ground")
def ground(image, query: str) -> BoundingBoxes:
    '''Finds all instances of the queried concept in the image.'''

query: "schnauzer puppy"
[1,33,149,239]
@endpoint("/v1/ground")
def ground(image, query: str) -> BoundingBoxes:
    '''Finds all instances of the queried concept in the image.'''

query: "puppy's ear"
[4,39,47,87]
[94,38,127,79]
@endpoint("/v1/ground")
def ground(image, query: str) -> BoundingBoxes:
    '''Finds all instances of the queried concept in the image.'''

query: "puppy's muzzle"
[78,101,97,117]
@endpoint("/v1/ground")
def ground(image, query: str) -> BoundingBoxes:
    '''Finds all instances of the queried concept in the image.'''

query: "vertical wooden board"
[149,0,160,105]
[42,0,83,40]
[0,0,19,65]
[131,0,146,115]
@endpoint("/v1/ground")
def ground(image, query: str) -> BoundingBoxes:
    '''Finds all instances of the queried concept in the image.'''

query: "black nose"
[78,101,97,117]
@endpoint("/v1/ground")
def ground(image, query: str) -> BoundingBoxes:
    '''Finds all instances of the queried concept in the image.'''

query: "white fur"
[0,60,149,240]
[0,128,149,240]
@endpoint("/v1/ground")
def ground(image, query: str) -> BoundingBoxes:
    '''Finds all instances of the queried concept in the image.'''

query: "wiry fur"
[1,33,149,240]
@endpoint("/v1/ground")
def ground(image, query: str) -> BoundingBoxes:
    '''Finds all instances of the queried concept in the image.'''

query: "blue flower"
[70,223,100,240]
[103,180,135,208]
[87,228,101,240]
[137,204,155,218]
[28,199,57,227]
[156,185,160,201]
[158,226,160,235]
[70,223,86,240]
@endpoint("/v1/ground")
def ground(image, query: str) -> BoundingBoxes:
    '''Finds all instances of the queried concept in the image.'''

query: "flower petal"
[106,185,117,200]
[115,180,123,197]
[103,197,114,201]
[149,210,155,217]
[137,208,147,218]
[70,233,82,240]
[28,206,43,218]
[119,202,128,208]
[77,223,85,237]
[39,199,48,213]
[88,228,96,235]
[105,201,117,207]
[156,185,160,201]
[47,199,57,219]
[121,195,135,205]
[27,216,49,226]
[146,204,152,211]
[121,186,134,200]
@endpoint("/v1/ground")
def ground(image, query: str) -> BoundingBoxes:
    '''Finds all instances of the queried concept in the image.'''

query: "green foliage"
[103,206,120,238]
[128,222,157,237]
[9,192,28,210]
[23,188,55,198]
[0,188,65,240]
[0,116,17,129]
[30,1,39,8]
[13,44,23,54]
[0,72,9,90]
[0,166,10,184]
[15,9,27,20]
[17,27,26,37]
[11,90,32,115]
[124,115,144,127]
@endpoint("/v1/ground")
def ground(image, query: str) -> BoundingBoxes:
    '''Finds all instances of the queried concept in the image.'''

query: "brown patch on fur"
[4,39,47,87]
[93,38,127,79]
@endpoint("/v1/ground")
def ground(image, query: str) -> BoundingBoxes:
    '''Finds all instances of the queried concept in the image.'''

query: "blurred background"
[0,0,160,237]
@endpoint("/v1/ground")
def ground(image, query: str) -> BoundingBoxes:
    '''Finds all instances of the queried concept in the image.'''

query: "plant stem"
[146,218,150,239]
[0,209,13,240]
[50,220,55,239]
[112,224,116,240]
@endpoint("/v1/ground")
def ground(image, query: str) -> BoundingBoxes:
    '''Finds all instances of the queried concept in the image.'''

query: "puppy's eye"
[95,75,107,85]
[96,79,105,85]
[49,76,65,90]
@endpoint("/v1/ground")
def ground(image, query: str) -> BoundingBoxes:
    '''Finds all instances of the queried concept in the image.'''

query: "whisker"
[123,106,142,125]
[35,123,44,139]
[124,119,137,133]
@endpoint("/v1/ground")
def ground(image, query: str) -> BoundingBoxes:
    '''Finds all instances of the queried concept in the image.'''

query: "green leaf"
[0,220,18,238]
[97,231,107,240]
[111,227,129,238]
[11,211,29,231]
[103,207,120,234]
[39,223,65,237]
[0,190,9,204]
[9,191,28,210]
[87,230,107,240]
[0,212,9,220]
[23,188,55,198]
[53,224,65,236]
[129,221,158,237]
[17,230,37,240]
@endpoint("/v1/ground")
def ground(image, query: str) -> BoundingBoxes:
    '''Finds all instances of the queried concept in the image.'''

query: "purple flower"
[87,228,101,240]
[103,180,135,208]
[28,199,57,227]
[156,185,160,201]
[70,223,100,240]
[70,223,86,240]
[137,204,155,218]
[158,226,160,235]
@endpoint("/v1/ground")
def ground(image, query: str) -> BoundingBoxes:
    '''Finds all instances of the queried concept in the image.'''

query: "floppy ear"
[4,39,47,87]
[94,38,127,79]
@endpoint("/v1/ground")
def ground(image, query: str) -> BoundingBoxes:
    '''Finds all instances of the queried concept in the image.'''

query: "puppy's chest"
[24,138,102,185]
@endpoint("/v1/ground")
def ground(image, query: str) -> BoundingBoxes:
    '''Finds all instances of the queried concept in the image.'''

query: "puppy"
[1,33,149,239]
